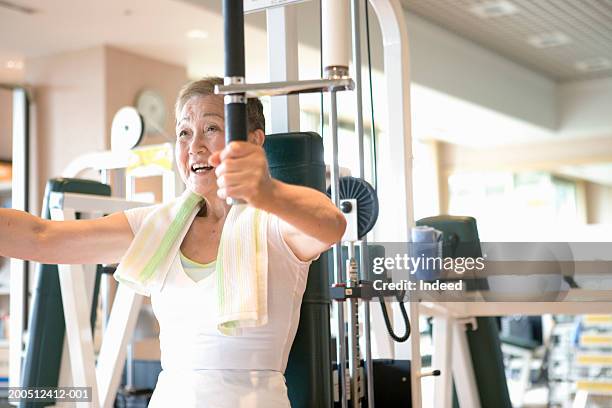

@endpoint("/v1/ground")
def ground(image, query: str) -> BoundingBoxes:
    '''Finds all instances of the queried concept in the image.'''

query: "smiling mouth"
[191,163,214,174]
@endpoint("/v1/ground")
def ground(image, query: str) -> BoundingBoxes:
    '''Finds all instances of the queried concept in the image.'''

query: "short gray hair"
[175,76,265,132]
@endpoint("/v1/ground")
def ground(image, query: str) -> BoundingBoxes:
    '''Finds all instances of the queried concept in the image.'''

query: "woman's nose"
[189,133,207,154]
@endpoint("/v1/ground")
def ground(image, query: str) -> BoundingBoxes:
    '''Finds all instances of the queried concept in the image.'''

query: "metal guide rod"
[222,0,247,205]
[351,0,374,406]
[330,90,348,408]
[360,242,375,408]
[126,342,134,389]
[346,243,360,407]
[348,300,360,407]
[101,169,111,330]
[352,0,365,181]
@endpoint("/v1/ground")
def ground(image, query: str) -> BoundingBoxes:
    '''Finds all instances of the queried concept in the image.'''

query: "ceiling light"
[527,32,571,48]
[470,1,519,18]
[5,60,23,70]
[575,57,612,72]
[186,29,209,40]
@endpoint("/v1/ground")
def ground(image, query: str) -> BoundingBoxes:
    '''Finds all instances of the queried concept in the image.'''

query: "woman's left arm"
[258,180,347,261]
[212,141,346,261]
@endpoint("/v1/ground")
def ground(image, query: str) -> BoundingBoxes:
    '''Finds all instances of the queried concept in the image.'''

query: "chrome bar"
[352,0,374,406]
[126,342,134,390]
[347,243,361,407]
[360,242,374,408]
[215,78,354,98]
[330,90,348,408]
[352,0,365,181]
[101,169,111,330]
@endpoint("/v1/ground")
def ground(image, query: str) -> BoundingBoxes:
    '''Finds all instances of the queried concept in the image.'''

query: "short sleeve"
[268,214,320,266]
[123,204,158,235]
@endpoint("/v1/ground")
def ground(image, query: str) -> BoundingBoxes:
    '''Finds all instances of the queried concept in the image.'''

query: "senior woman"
[0,77,346,407]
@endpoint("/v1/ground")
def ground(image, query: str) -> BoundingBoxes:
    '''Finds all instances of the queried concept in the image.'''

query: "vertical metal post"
[100,169,111,330]
[432,316,453,408]
[360,241,374,408]
[351,0,365,181]
[410,302,422,407]
[452,322,482,408]
[222,0,247,205]
[329,90,348,408]
[351,0,375,406]
[126,342,134,390]
[222,0,247,144]
[9,87,29,388]
[53,208,100,408]
[101,271,111,330]
[346,243,360,407]
[365,0,418,404]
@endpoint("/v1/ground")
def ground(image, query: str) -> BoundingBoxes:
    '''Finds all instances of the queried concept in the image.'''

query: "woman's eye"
[206,125,219,133]
[178,130,189,138]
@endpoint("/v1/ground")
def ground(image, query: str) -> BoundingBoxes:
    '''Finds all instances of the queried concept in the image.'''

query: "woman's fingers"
[216,170,258,189]
[216,176,255,200]
[215,153,265,177]
[220,141,252,161]
[215,141,272,205]
[216,169,269,202]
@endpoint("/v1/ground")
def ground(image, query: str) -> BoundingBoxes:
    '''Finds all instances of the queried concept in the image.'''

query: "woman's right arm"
[0,209,134,265]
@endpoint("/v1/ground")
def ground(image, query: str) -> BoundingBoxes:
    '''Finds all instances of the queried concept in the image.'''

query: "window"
[448,171,578,240]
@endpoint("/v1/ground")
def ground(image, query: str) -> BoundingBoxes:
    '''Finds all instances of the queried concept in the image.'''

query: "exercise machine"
[11,0,416,405]
[12,107,174,407]
[217,1,414,406]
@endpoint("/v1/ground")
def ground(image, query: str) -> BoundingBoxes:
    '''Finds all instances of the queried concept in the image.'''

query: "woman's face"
[175,95,226,197]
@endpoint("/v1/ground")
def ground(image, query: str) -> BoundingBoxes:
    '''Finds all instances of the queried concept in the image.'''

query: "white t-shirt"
[123,204,312,373]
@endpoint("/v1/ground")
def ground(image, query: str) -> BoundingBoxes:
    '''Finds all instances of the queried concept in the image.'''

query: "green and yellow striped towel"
[216,204,268,336]
[114,190,269,336]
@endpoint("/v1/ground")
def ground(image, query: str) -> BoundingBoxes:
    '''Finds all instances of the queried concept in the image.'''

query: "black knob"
[340,201,352,213]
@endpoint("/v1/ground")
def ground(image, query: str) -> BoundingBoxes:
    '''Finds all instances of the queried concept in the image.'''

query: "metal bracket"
[330,280,402,301]
[418,369,441,379]
[224,94,247,104]
[457,317,478,331]
[48,191,65,210]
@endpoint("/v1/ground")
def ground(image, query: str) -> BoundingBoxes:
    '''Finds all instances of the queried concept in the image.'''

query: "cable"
[378,291,411,343]
[364,0,378,191]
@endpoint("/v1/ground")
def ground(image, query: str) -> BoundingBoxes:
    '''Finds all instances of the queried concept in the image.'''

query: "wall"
[104,46,187,146]
[435,138,612,218]
[244,2,559,132]
[586,182,612,224]
[559,77,612,139]
[25,46,188,207]
[26,47,107,208]
[105,46,188,199]
[439,137,612,174]
[404,12,557,131]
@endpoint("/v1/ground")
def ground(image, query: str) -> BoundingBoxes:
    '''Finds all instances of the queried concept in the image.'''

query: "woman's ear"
[248,129,266,146]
